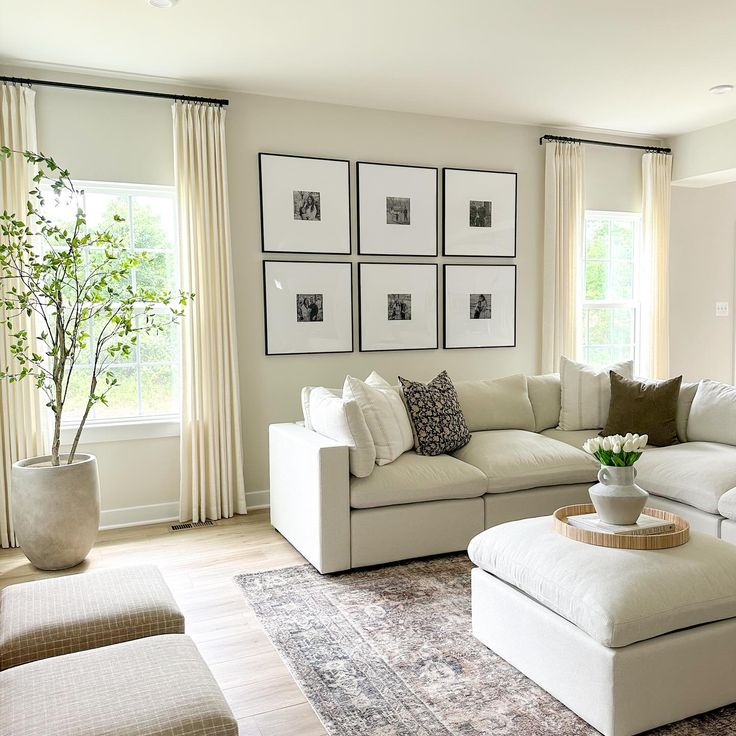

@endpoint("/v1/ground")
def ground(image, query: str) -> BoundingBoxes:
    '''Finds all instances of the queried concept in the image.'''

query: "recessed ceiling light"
[148,0,177,7]
[709,84,734,95]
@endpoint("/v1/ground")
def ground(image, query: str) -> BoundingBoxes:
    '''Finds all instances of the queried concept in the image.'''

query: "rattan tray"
[553,504,689,550]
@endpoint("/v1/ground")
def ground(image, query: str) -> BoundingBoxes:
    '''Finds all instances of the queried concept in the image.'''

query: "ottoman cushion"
[0,634,237,735]
[0,565,184,669]
[468,516,736,647]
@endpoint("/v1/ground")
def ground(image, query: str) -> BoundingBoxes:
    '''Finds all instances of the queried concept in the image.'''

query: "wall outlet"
[716,301,730,317]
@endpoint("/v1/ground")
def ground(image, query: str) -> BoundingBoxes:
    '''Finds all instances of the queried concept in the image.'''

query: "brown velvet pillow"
[603,372,682,446]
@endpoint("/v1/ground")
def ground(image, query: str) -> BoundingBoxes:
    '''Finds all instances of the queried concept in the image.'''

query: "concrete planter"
[12,454,100,570]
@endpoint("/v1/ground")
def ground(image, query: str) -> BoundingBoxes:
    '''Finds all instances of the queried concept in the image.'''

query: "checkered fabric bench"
[0,565,184,669]
[0,634,237,736]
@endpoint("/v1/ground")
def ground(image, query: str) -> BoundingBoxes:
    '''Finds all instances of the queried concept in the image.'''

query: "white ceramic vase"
[589,465,648,525]
[11,454,100,570]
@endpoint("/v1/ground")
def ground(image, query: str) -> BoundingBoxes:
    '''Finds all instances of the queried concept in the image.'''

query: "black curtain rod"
[539,134,670,154]
[0,75,229,107]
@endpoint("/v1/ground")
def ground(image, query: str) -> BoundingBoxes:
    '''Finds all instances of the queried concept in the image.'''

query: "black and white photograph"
[293,191,321,221]
[259,153,350,254]
[387,294,412,320]
[296,294,323,322]
[444,264,516,349]
[469,293,492,319]
[359,263,437,351]
[386,196,410,225]
[357,162,437,255]
[443,168,517,256]
[264,261,353,355]
[469,200,492,228]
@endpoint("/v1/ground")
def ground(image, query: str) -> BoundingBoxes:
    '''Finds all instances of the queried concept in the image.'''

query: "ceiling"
[2,0,736,137]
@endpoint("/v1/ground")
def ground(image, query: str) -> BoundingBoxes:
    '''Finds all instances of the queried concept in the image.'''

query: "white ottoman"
[468,516,736,736]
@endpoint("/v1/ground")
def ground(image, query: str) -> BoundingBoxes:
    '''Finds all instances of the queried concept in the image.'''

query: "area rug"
[235,555,736,735]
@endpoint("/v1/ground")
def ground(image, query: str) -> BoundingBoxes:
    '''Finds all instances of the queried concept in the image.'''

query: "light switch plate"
[716,301,730,317]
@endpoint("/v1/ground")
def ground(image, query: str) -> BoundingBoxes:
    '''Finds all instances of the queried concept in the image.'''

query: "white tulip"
[602,436,612,451]
[624,432,633,443]
[612,442,622,454]
[637,435,648,450]
[623,439,634,453]
[589,437,601,452]
[582,440,591,454]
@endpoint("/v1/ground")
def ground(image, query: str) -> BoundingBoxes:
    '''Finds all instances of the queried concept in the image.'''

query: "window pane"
[62,365,93,421]
[585,219,609,260]
[585,307,611,346]
[611,307,636,346]
[611,220,635,260]
[140,364,178,416]
[139,320,178,363]
[132,196,175,251]
[93,366,139,419]
[84,192,130,247]
[136,252,176,292]
[610,259,634,300]
[585,261,607,300]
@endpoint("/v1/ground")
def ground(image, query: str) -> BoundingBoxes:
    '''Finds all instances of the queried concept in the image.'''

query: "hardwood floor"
[0,510,326,736]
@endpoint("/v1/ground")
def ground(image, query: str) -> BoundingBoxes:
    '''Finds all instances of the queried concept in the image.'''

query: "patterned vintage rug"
[235,555,736,735]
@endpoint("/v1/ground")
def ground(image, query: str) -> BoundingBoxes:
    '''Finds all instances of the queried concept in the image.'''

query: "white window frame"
[578,210,642,372]
[50,181,181,444]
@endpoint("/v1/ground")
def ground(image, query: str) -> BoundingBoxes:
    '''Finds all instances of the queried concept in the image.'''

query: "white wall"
[669,182,736,383]
[669,118,736,185]
[0,64,655,521]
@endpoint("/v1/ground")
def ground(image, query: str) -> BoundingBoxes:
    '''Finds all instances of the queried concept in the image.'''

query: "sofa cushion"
[0,635,237,736]
[687,380,736,446]
[527,373,561,432]
[635,442,736,514]
[540,427,601,451]
[559,356,634,430]
[305,388,376,477]
[677,382,698,443]
[350,451,487,509]
[468,516,736,647]
[454,374,535,432]
[343,372,414,465]
[452,430,598,494]
[718,488,736,520]
[0,565,184,670]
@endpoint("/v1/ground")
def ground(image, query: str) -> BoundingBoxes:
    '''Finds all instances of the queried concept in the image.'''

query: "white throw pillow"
[342,372,414,465]
[306,388,376,478]
[301,386,341,430]
[687,379,736,446]
[559,356,634,430]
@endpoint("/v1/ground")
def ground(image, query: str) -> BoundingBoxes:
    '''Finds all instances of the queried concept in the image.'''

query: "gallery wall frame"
[358,262,439,352]
[442,167,517,257]
[263,259,354,355]
[443,263,517,349]
[357,161,438,256]
[259,152,351,255]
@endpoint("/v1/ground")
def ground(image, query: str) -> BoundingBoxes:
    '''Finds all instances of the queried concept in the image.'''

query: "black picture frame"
[442,263,517,349]
[442,167,518,257]
[358,262,439,352]
[259,152,352,255]
[263,259,354,356]
[357,161,438,256]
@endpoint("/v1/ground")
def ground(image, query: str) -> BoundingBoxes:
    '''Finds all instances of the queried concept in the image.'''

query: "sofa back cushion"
[687,379,736,446]
[559,356,634,430]
[527,373,561,431]
[676,382,698,443]
[305,388,376,477]
[454,374,536,432]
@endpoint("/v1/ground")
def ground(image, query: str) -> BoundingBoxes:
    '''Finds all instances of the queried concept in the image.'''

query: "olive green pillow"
[603,372,682,447]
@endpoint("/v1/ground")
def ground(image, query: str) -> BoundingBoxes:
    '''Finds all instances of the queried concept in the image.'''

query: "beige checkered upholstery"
[0,565,184,670]
[0,634,237,736]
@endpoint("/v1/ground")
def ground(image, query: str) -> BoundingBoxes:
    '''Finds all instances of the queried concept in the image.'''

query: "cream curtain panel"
[172,102,247,523]
[541,140,585,373]
[641,152,673,380]
[0,84,47,548]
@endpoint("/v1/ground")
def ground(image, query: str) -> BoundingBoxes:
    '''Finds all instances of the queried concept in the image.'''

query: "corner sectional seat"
[269,374,736,573]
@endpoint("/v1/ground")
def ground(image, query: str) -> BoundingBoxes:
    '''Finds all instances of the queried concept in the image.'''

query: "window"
[42,183,180,429]
[579,211,641,369]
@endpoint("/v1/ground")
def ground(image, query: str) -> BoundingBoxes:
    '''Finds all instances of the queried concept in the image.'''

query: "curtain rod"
[539,134,670,154]
[0,75,229,106]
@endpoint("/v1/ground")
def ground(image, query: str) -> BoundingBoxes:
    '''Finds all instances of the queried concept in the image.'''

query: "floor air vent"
[170,520,215,531]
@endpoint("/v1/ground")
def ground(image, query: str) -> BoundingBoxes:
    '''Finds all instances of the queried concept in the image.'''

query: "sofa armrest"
[269,423,351,573]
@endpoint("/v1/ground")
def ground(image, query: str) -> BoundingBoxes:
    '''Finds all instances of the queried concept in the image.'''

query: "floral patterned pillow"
[398,371,471,456]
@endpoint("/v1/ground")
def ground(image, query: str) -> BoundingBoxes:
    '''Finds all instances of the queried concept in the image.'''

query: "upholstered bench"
[0,634,237,735]
[468,517,736,736]
[0,565,184,669]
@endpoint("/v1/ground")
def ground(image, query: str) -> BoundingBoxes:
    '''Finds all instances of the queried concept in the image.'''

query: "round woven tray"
[553,504,690,550]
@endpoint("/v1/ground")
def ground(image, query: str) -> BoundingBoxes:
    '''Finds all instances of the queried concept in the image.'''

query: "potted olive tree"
[0,148,191,570]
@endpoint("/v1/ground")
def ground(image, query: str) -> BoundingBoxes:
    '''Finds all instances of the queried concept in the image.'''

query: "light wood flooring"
[0,510,326,736]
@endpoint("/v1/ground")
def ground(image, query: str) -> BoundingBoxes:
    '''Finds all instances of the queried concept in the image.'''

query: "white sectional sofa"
[269,373,736,573]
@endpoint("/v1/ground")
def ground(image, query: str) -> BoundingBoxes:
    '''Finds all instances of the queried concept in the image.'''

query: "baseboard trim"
[99,491,271,530]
